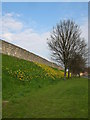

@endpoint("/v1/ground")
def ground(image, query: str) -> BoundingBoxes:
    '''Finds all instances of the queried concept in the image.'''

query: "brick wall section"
[1,40,63,70]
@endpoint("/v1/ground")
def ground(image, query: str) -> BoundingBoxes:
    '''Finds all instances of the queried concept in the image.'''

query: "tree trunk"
[68,69,70,78]
[64,67,66,79]
[79,73,80,77]
[71,73,72,78]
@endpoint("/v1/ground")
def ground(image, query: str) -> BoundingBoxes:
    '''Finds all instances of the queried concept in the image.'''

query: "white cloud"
[2,13,23,33]
[1,13,51,60]
[2,32,14,42]
[2,30,51,60]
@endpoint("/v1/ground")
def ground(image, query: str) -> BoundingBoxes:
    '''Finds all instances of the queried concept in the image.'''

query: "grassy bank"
[2,54,88,118]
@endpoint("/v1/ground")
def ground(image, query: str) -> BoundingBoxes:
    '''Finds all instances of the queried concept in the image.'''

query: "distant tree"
[47,19,87,79]
[69,53,86,77]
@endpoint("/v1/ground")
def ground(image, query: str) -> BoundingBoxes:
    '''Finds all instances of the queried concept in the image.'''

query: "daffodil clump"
[2,55,65,82]
[2,66,32,81]
[35,63,64,79]
[14,69,25,81]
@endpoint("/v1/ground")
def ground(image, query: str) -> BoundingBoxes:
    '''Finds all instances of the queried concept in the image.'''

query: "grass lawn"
[2,54,88,118]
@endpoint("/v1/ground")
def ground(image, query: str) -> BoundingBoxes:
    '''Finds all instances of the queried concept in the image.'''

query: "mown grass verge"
[2,54,88,118]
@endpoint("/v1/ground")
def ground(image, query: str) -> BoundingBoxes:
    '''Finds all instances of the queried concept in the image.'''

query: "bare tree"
[69,53,86,77]
[47,20,87,79]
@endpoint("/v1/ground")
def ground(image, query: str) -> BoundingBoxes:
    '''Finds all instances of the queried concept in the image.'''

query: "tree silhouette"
[47,20,87,78]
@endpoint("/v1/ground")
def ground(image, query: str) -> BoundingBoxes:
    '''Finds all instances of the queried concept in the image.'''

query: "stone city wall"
[1,40,63,70]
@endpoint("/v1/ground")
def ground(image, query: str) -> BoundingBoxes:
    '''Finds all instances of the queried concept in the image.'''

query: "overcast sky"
[0,2,88,61]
